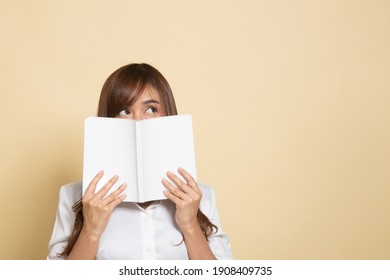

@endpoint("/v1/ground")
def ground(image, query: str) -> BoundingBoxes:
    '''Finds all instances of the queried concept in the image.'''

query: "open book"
[82,115,197,202]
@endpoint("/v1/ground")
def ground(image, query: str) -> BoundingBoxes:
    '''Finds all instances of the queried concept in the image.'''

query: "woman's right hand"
[81,171,127,239]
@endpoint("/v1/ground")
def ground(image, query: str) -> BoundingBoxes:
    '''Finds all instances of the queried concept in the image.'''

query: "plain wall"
[0,0,389,259]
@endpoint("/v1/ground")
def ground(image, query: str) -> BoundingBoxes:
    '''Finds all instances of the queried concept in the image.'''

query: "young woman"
[48,63,232,260]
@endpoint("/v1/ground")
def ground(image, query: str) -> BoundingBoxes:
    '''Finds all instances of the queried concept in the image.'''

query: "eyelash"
[146,106,157,113]
[119,109,131,115]
[118,106,157,116]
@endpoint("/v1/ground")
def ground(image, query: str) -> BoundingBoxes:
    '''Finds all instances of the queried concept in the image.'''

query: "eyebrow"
[142,99,160,105]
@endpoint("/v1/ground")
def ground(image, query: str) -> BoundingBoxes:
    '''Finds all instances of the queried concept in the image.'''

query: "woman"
[48,63,232,260]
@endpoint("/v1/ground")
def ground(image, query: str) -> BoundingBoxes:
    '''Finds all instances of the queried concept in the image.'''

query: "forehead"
[136,86,161,102]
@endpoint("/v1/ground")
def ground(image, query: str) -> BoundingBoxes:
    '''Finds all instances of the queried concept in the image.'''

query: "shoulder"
[58,180,82,207]
[198,181,214,197]
[48,181,82,259]
[197,181,217,214]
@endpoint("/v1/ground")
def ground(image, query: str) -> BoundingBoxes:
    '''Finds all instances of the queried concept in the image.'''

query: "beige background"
[0,0,389,259]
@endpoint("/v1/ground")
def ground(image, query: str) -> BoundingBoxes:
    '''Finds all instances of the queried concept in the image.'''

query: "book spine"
[136,121,143,202]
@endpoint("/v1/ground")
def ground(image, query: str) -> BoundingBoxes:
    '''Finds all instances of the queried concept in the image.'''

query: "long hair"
[59,63,217,257]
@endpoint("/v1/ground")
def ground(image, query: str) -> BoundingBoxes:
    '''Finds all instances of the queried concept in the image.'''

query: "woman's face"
[116,87,165,120]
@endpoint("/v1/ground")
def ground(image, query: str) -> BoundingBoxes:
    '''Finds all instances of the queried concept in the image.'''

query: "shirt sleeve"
[199,183,233,260]
[47,182,81,260]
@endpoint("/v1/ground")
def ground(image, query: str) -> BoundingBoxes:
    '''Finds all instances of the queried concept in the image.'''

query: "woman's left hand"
[162,167,202,233]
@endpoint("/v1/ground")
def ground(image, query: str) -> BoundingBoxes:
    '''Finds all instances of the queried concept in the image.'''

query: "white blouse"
[47,181,232,260]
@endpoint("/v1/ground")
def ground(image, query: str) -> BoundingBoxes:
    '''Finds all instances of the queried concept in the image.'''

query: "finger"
[163,189,181,205]
[84,170,104,198]
[162,178,188,200]
[107,193,127,209]
[95,175,119,199]
[103,183,127,204]
[166,171,194,195]
[177,167,201,193]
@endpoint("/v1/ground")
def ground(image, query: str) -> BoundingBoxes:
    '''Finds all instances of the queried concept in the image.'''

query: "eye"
[118,109,131,116]
[145,107,157,114]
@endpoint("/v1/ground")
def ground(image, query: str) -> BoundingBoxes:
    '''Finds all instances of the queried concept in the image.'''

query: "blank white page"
[140,115,197,202]
[82,117,139,201]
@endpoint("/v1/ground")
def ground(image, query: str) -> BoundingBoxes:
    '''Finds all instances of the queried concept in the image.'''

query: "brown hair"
[59,63,217,257]
[97,63,177,117]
